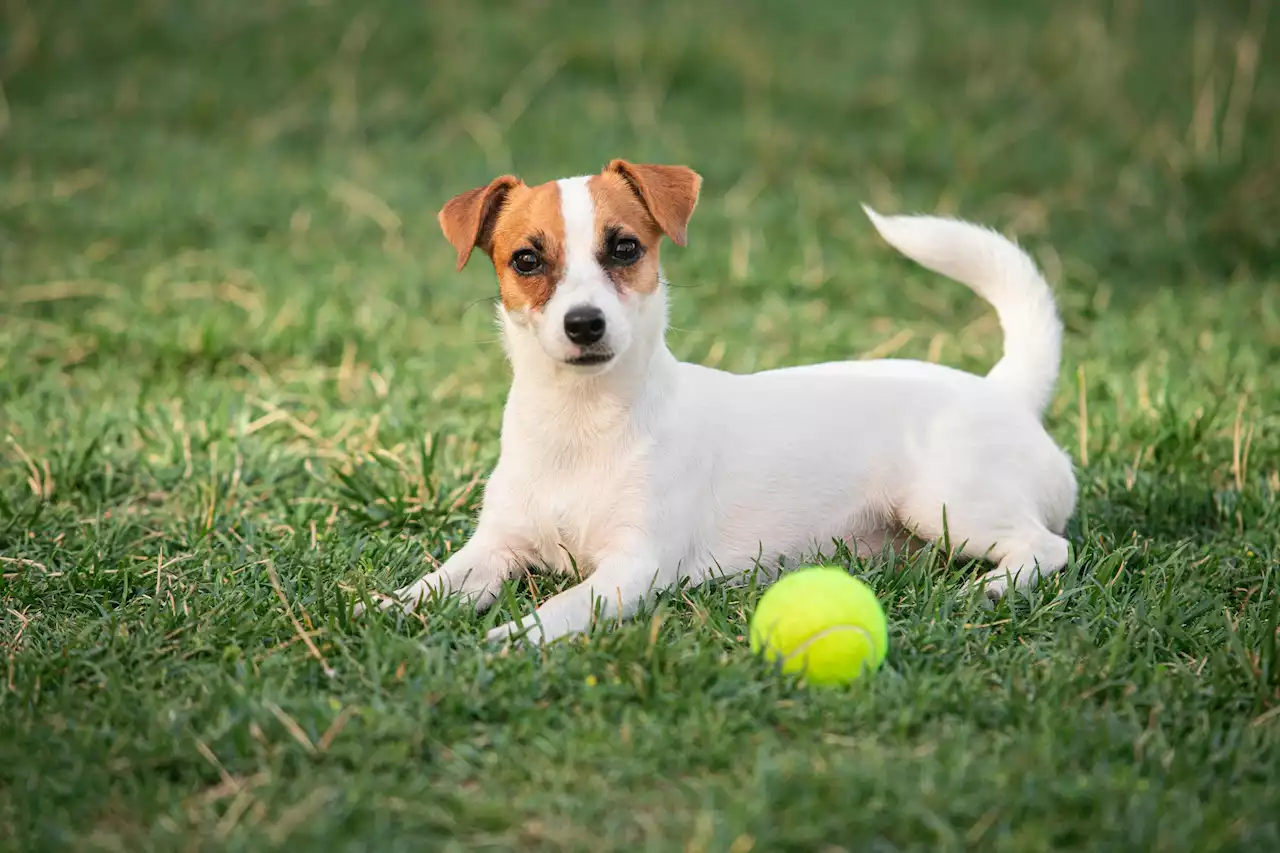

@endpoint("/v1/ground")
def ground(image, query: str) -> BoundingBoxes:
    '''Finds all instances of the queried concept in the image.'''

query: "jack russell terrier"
[357,160,1078,645]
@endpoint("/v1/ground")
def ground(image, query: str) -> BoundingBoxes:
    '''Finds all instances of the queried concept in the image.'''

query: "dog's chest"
[516,447,647,574]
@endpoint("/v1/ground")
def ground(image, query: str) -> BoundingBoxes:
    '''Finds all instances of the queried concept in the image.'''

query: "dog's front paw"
[978,576,1008,602]
[967,567,1015,603]
[351,583,431,619]
[350,594,392,619]
[484,619,543,648]
[483,622,513,646]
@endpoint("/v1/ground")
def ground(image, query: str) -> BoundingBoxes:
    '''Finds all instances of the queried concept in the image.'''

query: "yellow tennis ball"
[749,566,888,686]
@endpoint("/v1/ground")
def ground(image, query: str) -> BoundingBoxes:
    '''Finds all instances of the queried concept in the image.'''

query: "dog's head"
[438,160,701,373]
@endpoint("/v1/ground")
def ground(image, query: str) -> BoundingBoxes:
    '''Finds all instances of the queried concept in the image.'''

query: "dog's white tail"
[862,206,1063,417]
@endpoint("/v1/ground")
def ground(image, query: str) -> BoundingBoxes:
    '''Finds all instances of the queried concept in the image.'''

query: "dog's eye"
[610,237,641,265]
[511,249,542,276]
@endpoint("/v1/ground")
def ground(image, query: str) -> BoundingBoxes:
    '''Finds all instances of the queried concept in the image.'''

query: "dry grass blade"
[265,701,318,755]
[264,560,336,679]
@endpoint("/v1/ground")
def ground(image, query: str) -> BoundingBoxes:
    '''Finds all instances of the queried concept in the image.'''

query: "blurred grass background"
[2,0,1279,851]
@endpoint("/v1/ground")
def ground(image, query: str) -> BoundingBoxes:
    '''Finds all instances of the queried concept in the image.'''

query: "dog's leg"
[897,492,1071,601]
[354,534,522,617]
[968,527,1070,601]
[847,527,922,560]
[485,547,664,645]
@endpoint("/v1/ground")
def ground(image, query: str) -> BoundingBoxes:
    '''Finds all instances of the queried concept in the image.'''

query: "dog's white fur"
[360,171,1077,645]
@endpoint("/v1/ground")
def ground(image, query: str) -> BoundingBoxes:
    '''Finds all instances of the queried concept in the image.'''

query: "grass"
[2,0,1279,849]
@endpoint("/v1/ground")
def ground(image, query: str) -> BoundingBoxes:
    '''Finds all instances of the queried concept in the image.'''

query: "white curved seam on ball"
[767,624,880,671]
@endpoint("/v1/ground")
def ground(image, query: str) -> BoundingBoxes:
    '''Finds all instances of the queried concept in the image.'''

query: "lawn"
[2,0,1279,850]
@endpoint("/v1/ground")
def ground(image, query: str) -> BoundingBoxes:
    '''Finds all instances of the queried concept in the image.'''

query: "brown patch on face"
[438,178,565,311]
[486,181,565,311]
[587,171,666,295]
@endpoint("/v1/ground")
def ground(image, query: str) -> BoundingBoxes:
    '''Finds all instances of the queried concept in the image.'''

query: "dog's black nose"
[564,306,606,346]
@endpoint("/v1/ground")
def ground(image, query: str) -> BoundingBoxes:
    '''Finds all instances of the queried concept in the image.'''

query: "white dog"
[358,160,1077,644]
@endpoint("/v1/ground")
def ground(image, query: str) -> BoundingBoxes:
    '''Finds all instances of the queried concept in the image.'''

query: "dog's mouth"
[565,351,614,367]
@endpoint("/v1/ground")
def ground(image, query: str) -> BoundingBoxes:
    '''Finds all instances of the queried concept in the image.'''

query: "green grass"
[2,0,1279,849]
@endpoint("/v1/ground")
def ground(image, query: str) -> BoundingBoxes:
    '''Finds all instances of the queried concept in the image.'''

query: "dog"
[356,159,1077,645]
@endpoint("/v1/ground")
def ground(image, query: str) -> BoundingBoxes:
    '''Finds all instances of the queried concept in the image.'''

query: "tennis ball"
[749,566,888,686]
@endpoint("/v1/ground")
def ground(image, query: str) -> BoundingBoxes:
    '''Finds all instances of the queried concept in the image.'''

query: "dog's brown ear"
[438,175,523,270]
[605,159,701,247]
